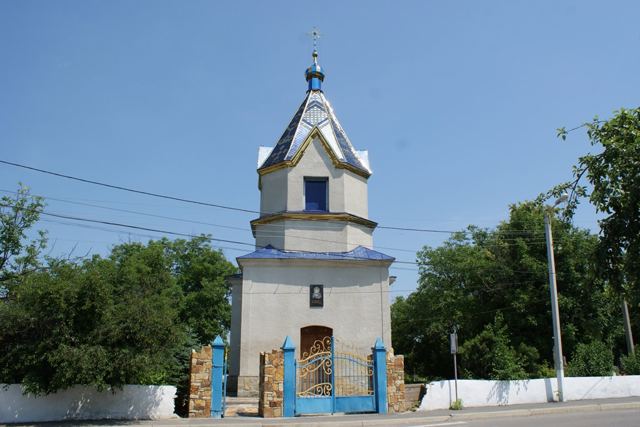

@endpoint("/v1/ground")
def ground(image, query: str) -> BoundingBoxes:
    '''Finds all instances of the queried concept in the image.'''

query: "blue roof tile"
[258,89,370,175]
[237,245,394,262]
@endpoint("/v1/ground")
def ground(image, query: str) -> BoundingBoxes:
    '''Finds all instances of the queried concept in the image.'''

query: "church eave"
[257,127,371,179]
[250,211,378,237]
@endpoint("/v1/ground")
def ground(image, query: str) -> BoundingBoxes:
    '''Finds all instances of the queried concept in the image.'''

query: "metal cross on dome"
[308,27,321,51]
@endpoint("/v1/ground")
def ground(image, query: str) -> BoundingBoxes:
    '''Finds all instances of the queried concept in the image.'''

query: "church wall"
[345,222,376,249]
[283,220,373,252]
[286,138,345,213]
[255,220,373,252]
[343,171,369,218]
[283,219,347,252]
[260,168,287,215]
[234,260,392,381]
[228,281,243,378]
[254,222,285,250]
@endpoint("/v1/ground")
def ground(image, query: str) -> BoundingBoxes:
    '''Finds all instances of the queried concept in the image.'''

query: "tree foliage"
[555,108,640,298]
[0,251,186,394]
[392,201,622,380]
[620,347,640,375]
[567,341,614,377]
[0,188,237,398]
[459,313,527,380]
[0,185,46,285]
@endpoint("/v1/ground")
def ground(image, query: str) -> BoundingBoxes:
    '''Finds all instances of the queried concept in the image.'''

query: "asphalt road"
[410,409,640,427]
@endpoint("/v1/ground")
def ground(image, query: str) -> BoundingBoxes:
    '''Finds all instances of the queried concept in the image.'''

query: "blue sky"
[1,0,638,298]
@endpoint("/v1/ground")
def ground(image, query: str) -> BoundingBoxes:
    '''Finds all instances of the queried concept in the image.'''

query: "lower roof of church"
[237,245,394,262]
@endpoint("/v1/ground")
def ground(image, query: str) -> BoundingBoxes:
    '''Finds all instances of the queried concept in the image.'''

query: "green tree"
[556,108,640,298]
[567,341,614,377]
[392,201,620,380]
[0,185,46,286]
[0,251,186,394]
[620,347,640,375]
[0,236,236,402]
[459,313,527,380]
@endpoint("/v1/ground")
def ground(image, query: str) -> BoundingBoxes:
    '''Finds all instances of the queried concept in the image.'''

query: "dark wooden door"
[300,325,333,358]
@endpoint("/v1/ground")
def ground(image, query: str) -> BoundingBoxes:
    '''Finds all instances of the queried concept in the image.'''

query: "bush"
[567,341,614,377]
[620,347,640,375]
[450,399,463,410]
[460,313,527,380]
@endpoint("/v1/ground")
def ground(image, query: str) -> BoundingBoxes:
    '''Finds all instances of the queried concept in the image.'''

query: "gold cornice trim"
[257,128,371,179]
[250,212,378,235]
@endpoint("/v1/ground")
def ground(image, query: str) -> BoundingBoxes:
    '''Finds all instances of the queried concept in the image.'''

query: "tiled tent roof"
[258,91,371,175]
[237,245,394,262]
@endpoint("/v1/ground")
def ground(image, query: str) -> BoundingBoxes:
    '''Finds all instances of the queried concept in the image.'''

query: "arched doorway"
[300,325,333,358]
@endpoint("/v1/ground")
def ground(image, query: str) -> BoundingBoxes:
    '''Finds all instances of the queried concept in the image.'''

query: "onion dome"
[305,50,325,91]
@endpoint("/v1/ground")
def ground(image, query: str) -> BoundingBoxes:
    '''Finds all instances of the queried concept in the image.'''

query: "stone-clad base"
[387,350,407,413]
[188,346,212,417]
[227,375,259,397]
[258,349,284,418]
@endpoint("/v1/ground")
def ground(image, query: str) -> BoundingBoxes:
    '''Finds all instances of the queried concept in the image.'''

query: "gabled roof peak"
[258,90,371,177]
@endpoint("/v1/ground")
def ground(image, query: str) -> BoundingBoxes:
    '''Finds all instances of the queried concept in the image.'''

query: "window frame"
[303,177,329,212]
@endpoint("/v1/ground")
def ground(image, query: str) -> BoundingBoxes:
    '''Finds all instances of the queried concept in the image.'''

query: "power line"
[0,159,521,236]
[0,159,259,214]
[0,189,421,254]
[1,201,419,264]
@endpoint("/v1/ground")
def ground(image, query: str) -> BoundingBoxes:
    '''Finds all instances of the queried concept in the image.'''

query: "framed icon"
[310,284,324,307]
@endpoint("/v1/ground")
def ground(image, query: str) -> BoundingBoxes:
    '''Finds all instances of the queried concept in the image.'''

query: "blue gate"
[282,336,387,416]
[211,336,226,418]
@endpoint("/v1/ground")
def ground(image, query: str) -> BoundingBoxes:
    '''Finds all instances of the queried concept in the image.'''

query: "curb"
[450,401,640,421]
[126,401,640,426]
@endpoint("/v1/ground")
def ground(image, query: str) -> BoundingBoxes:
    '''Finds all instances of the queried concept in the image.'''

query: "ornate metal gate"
[294,337,378,415]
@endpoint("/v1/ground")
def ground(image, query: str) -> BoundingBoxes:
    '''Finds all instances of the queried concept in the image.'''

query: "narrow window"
[304,178,328,212]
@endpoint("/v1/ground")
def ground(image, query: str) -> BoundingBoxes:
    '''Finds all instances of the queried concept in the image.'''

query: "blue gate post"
[210,336,225,418]
[372,338,388,414]
[282,336,296,417]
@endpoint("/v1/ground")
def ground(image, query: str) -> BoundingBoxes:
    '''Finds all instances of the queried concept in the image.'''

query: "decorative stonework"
[386,350,407,413]
[188,345,212,418]
[258,349,284,418]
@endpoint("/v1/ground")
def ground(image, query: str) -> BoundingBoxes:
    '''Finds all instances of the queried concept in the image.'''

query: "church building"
[228,50,395,396]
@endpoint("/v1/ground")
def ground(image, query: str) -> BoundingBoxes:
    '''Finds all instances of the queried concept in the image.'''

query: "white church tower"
[228,50,395,396]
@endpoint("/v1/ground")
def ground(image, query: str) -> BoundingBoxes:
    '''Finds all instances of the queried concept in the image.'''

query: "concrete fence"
[0,384,177,423]
[419,375,640,411]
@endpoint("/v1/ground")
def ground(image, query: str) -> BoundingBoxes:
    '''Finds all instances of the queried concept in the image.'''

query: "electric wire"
[1,159,559,237]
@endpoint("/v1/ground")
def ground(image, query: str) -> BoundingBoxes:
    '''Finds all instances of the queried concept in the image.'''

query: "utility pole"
[544,195,567,402]
[450,327,459,403]
[622,299,635,354]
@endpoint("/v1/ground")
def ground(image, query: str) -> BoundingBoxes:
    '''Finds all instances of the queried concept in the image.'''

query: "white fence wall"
[0,384,177,423]
[419,376,640,411]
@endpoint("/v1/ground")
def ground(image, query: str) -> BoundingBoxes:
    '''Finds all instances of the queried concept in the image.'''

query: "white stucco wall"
[287,137,369,218]
[342,171,368,218]
[229,279,243,377]
[286,220,373,252]
[259,168,288,215]
[418,376,640,411]
[0,384,177,423]
[286,138,345,213]
[255,137,373,252]
[231,259,392,379]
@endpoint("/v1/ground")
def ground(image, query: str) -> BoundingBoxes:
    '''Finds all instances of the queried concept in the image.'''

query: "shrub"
[460,313,528,380]
[620,348,640,375]
[450,399,463,410]
[567,341,614,377]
